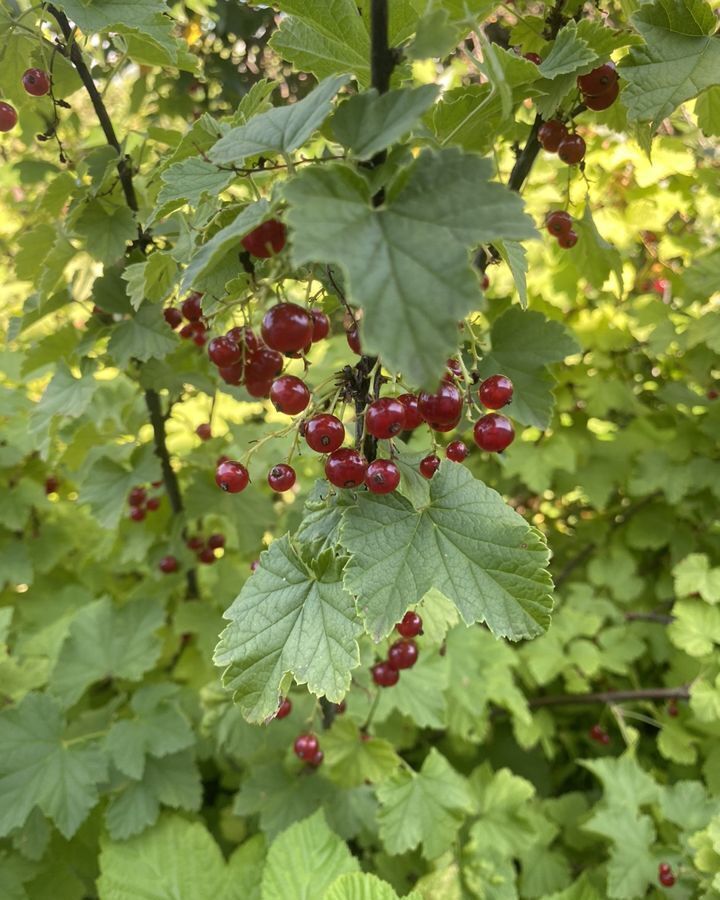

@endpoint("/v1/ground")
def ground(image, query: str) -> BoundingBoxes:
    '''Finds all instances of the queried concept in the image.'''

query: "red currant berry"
[181,292,203,322]
[22,68,51,96]
[346,324,362,355]
[293,733,319,760]
[365,397,406,439]
[667,699,679,717]
[151,480,162,488]
[523,52,542,65]
[226,326,260,354]
[159,555,179,573]
[245,377,273,399]
[557,134,586,165]
[188,322,207,346]
[478,374,514,409]
[659,863,672,875]
[268,463,296,492]
[418,383,463,426]
[245,347,283,382]
[45,476,60,495]
[186,536,204,551]
[261,303,313,354]
[163,307,183,329]
[325,448,368,489]
[305,414,345,453]
[371,661,400,687]
[0,102,18,132]
[270,375,311,415]
[545,210,573,237]
[538,119,568,152]
[558,230,578,249]
[481,273,490,291]
[146,497,160,511]
[388,639,419,671]
[310,308,330,342]
[365,459,401,494]
[208,336,241,368]
[250,560,259,572]
[589,723,609,744]
[397,394,423,430]
[129,506,146,522]
[583,81,619,111]
[308,749,324,767]
[473,414,515,452]
[397,611,423,638]
[419,454,440,479]
[195,423,212,441]
[207,534,225,550]
[335,700,347,714]
[577,62,618,97]
[658,871,676,887]
[275,697,292,719]
[446,440,468,462]
[179,323,194,340]
[198,547,216,564]
[219,363,244,385]
[427,415,461,433]
[241,219,286,258]
[128,487,147,507]
[215,460,249,493]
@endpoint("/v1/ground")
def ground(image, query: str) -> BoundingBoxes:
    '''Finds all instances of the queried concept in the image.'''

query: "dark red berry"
[0,102,18,132]
[558,230,578,249]
[226,326,260,354]
[545,210,573,236]
[146,497,160,511]
[191,324,207,347]
[397,611,423,638]
[418,383,463,426]
[481,273,490,291]
[268,463,296,492]
[538,119,568,152]
[427,415,461,433]
[250,560,259,572]
[186,536,204,551]
[419,454,440,479]
[479,374,514,409]
[365,459,401,494]
[181,292,203,322]
[397,394,423,430]
[577,62,618,97]
[308,749,324,767]
[208,336,241,367]
[293,733,319,760]
[179,323,195,340]
[305,414,345,453]
[658,863,672,875]
[310,308,330,342]
[22,68,51,96]
[275,697,292,719]
[658,871,675,887]
[446,440,468,462]
[129,506,146,522]
[473,414,515,452]
[523,52,542,65]
[241,219,286,258]
[245,377,273,399]
[346,325,361,355]
[589,723,609,744]
[667,699,679,717]
[557,134,586,165]
[245,347,283,380]
[583,81,619,110]
[151,480,162,488]
[261,303,313,354]
[365,398,406,439]
[215,460,249,493]
[163,307,183,329]
[388,639,419,671]
[219,363,244,385]
[335,700,347,714]
[270,375,311,415]
[45,476,60,495]
[196,423,212,441]
[371,661,399,687]
[325,448,368,489]
[207,533,225,550]
[198,547,216,564]
[159,555,179,574]
[128,487,147,507]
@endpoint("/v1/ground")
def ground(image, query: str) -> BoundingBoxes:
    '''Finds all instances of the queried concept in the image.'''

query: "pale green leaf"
[583,808,656,899]
[325,873,422,900]
[495,240,528,308]
[580,755,660,809]
[108,304,177,366]
[668,599,720,656]
[538,24,596,79]
[322,717,401,787]
[79,450,159,530]
[696,85,720,136]
[74,201,137,265]
[673,553,720,603]
[156,157,235,209]
[374,651,449,729]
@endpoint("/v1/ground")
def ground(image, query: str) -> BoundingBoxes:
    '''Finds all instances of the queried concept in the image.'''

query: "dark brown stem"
[507,114,542,193]
[624,611,674,625]
[527,685,689,709]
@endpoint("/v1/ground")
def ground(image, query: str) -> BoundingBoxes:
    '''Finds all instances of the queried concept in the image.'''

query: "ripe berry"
[215,460,249,493]
[191,324,208,347]
[181,292,203,322]
[346,325,361,355]
[397,394,424,430]
[195,423,212,441]
[250,560,259,572]
[159,555,179,574]
[589,723,610,744]
[365,459,401,494]
[268,463,296,492]
[397,612,423,638]
[305,414,345,453]
[335,700,347,714]
[45,476,60,495]
[365,398,406,439]
[557,134,586,165]
[22,68,51,96]
[0,101,18,132]
[293,733,319,761]
[584,81,619,111]
[325,448,368,488]
[261,303,313,354]
[198,547,216,564]
[545,210,573,237]
[129,506,146,522]
[310,308,330,342]
[219,363,244,385]
[478,374,514,409]
[208,335,241,367]
[207,534,225,550]
[241,219,286,258]
[538,119,568,152]
[427,416,461,433]
[578,62,618,97]
[667,699,679,717]
[558,230,578,249]
[146,497,160,511]
[524,52,542,65]
[163,307,182,329]
[371,661,400,687]
[658,863,672,875]
[270,375,311,415]
[275,697,292,719]
[308,749,324,767]
[658,870,676,888]
[226,326,260,354]
[446,440,468,462]
[245,377,273,399]
[186,536,204,551]
[128,487,147,507]
[388,639,419,670]
[245,347,283,381]
[179,323,195,340]
[418,383,463,426]
[419,454,440,479]
[473,414,515,452]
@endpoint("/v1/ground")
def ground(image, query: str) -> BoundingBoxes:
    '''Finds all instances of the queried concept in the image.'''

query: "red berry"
[388,639,419,671]
[589,723,609,744]
[446,440,468,462]
[667,699,679,717]
[129,506,146,522]
[128,487,147,507]
[418,383,463,426]
[707,389,718,400]
[215,460,249,493]
[241,219,286,258]
[192,324,208,347]
[159,555,179,574]
[557,134,586,165]
[524,52,542,65]
[268,463,296,492]
[250,560,259,572]
[226,326,260,354]
[577,62,618,97]
[219,363,244,385]
[481,273,490,291]
[558,230,578,249]
[293,733,319,760]
[22,68,51,96]
[45,476,60,495]
[275,697,292,719]
[445,358,462,379]
[186,536,204,551]
[245,347,283,380]
[427,416,461,433]
[478,374,514,409]
[545,210,573,236]
[325,448,368,488]
[198,547,216,564]
[196,423,212,441]
[270,375,311,415]
[207,533,225,550]
[208,336,241,368]
[371,661,399,687]
[473,414,515,452]
[397,611,423,638]
[419,454,440,479]
[652,278,670,295]
[308,749,324,767]
[397,394,423,430]
[346,325,362,355]
[659,864,672,875]
[146,497,160,511]
[181,292,203,322]
[0,101,18,132]
[163,307,183,329]
[583,80,619,111]
[310,308,330,342]
[335,700,347,714]
[179,323,195,340]
[245,377,273,399]
[365,459,401,494]
[261,303,313,354]
[365,398,406,439]
[538,119,568,152]
[658,871,676,887]
[151,481,162,488]
[305,414,345,453]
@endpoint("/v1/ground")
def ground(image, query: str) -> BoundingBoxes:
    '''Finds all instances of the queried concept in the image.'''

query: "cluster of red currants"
[164,292,208,346]
[127,483,163,522]
[371,611,423,688]
[577,62,619,111]
[0,69,51,133]
[186,532,225,565]
[588,723,610,745]
[545,210,578,249]
[293,733,324,768]
[45,475,60,495]
[538,119,586,165]
[658,862,676,888]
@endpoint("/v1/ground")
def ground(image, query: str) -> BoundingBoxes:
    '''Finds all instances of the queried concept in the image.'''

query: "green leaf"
[538,24,596,79]
[673,553,720,603]
[29,362,98,452]
[214,537,362,723]
[495,240,528,308]
[74,201,137,265]
[467,765,537,855]
[668,599,720,656]
[660,780,719,833]
[571,205,624,291]
[156,157,236,209]
[621,0,720,130]
[696,85,720,136]
[0,693,107,838]
[108,304,177,366]
[325,873,422,900]
[50,598,165,707]
[376,748,475,859]
[374,651,449,729]
[210,75,350,165]
[322,717,401,787]
[580,755,660,809]
[122,254,177,310]
[285,150,536,385]
[79,451,159,530]
[332,85,439,161]
[583,808,656,899]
